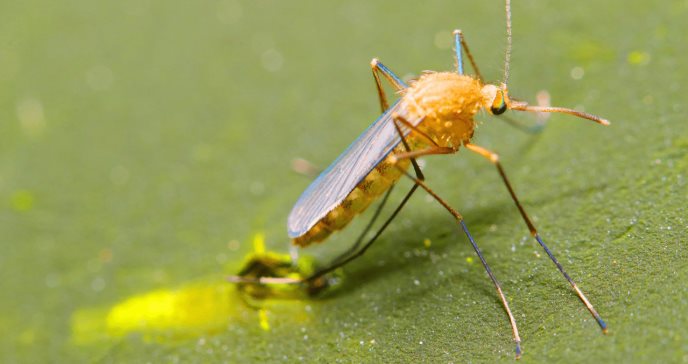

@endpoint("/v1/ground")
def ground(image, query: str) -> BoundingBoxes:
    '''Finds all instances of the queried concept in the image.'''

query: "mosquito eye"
[491,91,507,115]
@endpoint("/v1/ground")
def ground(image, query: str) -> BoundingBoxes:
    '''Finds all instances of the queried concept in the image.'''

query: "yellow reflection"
[71,233,323,345]
[105,282,237,337]
[258,309,270,331]
[72,281,242,344]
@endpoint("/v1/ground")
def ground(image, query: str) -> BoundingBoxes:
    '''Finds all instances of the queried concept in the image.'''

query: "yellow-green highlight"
[71,233,321,345]
[234,233,324,302]
[71,281,243,344]
[10,190,35,212]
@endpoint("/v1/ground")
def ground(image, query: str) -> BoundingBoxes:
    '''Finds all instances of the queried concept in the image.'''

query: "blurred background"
[1,0,686,362]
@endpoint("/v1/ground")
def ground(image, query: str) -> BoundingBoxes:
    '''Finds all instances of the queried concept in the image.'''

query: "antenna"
[503,0,513,85]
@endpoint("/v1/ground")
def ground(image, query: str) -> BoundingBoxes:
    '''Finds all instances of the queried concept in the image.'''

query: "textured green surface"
[1,0,687,363]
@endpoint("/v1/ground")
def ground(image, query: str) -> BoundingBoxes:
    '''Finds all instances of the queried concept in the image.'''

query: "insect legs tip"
[453,29,463,35]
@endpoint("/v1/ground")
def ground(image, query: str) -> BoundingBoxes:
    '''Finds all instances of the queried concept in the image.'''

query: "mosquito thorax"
[404,72,483,147]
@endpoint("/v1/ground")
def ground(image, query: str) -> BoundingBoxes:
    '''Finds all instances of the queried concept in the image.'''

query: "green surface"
[1,0,687,362]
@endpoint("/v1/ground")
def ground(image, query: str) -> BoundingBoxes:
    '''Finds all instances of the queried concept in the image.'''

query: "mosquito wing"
[287,99,422,238]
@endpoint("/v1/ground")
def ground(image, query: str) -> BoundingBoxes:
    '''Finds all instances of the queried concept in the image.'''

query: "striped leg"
[453,30,483,80]
[371,58,407,112]
[464,142,608,333]
[398,168,522,359]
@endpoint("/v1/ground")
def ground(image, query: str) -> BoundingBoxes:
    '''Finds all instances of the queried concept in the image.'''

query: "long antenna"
[503,0,513,85]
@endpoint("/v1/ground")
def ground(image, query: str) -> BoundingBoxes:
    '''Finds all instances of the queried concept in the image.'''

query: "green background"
[1,0,686,362]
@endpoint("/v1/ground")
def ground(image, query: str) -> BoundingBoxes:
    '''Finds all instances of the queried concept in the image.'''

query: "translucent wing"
[287,99,422,238]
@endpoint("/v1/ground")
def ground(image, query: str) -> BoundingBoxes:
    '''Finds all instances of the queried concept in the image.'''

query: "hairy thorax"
[404,72,483,149]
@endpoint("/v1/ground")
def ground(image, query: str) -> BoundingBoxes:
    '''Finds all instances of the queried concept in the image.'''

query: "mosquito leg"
[306,184,420,282]
[371,59,407,91]
[392,146,455,162]
[453,30,484,81]
[464,142,608,333]
[371,59,407,112]
[399,168,522,359]
[390,114,425,180]
[391,113,438,147]
[386,113,458,163]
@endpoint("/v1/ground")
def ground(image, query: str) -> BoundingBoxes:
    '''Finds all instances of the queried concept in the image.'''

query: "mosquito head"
[481,83,510,115]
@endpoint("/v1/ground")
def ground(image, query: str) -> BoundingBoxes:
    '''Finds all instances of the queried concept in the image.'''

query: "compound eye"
[490,90,507,115]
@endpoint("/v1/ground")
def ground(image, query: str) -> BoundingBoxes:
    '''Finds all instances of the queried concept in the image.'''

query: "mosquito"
[231,0,609,357]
